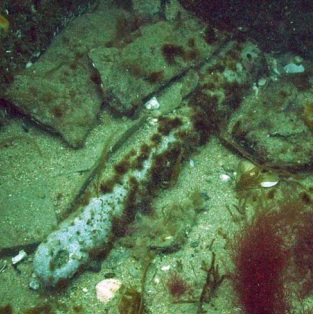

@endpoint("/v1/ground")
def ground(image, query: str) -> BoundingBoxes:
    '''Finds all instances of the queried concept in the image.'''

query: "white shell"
[260,172,279,188]
[96,278,122,304]
[12,250,27,264]
[260,181,278,188]
[25,61,33,69]
[284,63,304,73]
[161,265,171,271]
[220,174,231,182]
[258,78,267,86]
[189,159,195,168]
[145,96,160,110]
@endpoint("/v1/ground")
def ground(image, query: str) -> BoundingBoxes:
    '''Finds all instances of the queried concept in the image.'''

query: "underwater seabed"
[2,2,313,314]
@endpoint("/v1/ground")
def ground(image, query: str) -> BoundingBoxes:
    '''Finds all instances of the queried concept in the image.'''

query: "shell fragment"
[12,250,27,265]
[144,96,160,110]
[96,278,122,304]
[260,181,279,188]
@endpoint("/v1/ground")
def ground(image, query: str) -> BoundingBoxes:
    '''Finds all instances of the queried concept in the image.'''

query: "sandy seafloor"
[2,100,313,313]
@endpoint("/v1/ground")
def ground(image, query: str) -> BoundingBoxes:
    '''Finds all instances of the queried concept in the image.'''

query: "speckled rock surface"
[226,70,313,168]
[4,55,103,148]
[89,18,212,114]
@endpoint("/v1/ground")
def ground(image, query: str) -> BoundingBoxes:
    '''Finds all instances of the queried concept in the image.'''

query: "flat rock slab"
[226,77,313,168]
[4,55,103,148]
[2,6,123,148]
[89,19,212,114]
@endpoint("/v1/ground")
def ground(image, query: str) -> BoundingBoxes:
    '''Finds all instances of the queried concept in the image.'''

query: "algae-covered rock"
[4,55,103,148]
[89,18,212,114]
[226,78,313,167]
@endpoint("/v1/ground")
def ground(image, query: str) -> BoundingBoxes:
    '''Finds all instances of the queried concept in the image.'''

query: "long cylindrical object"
[33,117,190,288]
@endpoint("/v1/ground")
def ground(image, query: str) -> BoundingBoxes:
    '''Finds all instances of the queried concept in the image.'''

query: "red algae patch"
[232,212,289,314]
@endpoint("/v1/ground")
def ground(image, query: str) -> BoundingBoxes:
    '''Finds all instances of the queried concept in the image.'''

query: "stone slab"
[89,18,212,114]
[4,55,103,148]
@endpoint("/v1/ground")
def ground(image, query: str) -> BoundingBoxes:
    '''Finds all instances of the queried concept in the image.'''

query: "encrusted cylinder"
[33,118,190,288]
